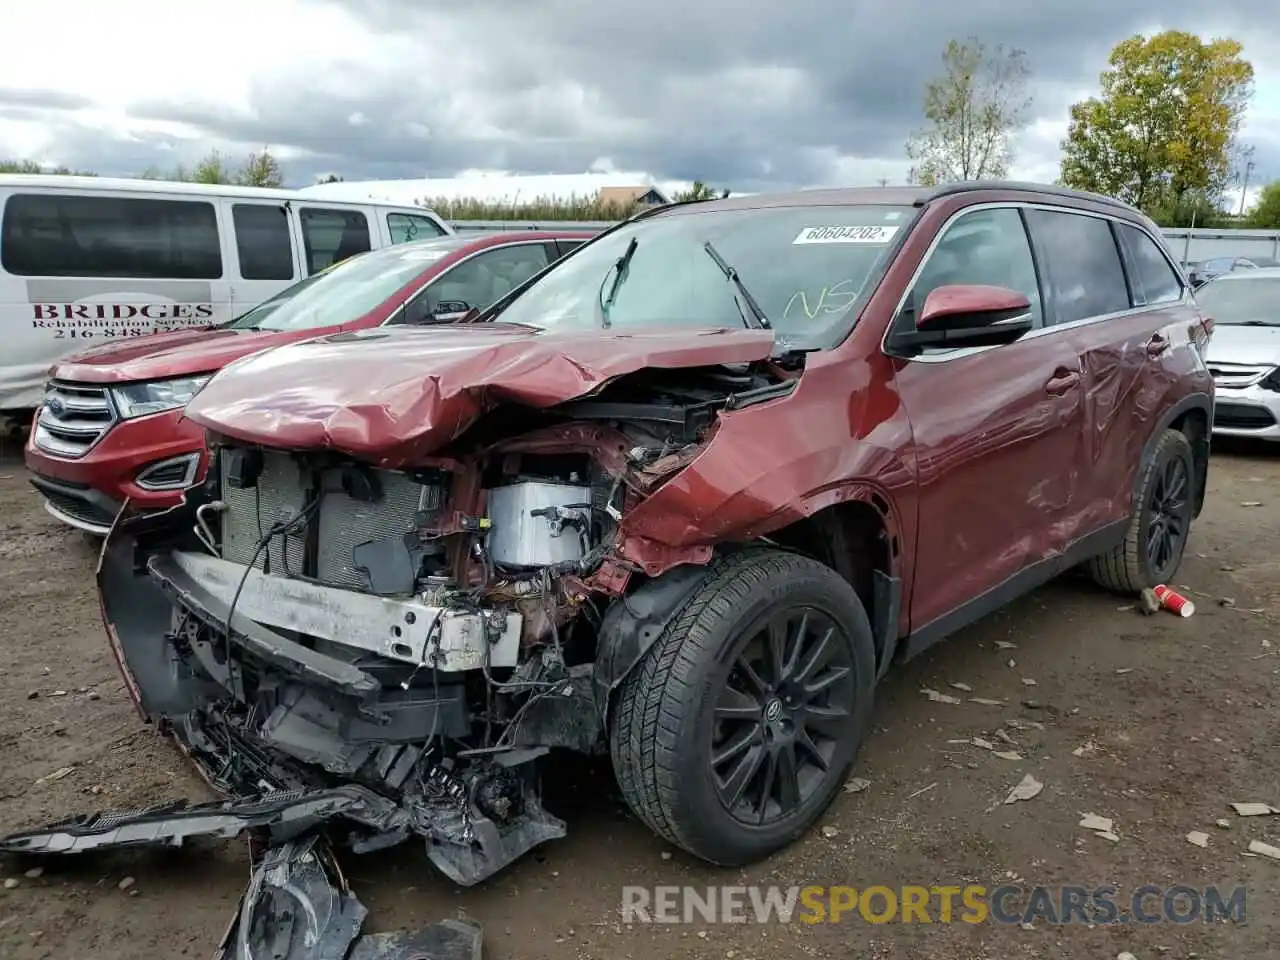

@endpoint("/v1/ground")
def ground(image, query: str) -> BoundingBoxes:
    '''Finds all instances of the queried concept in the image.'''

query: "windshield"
[1194,276,1280,325]
[225,237,469,332]
[492,204,913,348]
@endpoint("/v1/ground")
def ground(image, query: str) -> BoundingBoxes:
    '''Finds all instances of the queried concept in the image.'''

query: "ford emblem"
[46,395,66,419]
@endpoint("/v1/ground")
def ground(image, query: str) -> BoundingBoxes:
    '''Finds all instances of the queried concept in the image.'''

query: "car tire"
[608,548,876,866]
[1086,428,1196,593]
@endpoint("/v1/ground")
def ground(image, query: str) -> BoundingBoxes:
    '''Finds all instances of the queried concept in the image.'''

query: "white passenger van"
[0,175,453,412]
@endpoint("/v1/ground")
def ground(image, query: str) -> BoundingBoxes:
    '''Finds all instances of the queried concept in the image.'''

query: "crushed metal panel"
[214,837,367,960]
[0,787,408,856]
[348,918,483,960]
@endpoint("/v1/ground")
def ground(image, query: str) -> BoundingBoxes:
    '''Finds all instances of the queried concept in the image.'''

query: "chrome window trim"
[380,239,554,326]
[134,452,203,491]
[882,200,1191,365]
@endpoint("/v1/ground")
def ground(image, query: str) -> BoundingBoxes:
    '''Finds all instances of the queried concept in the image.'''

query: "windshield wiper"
[702,241,771,330]
[596,237,638,329]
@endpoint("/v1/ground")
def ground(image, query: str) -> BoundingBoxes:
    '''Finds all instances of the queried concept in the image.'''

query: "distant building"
[596,185,670,207]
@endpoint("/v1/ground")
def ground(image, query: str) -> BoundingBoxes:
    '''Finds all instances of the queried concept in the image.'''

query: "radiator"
[219,450,445,592]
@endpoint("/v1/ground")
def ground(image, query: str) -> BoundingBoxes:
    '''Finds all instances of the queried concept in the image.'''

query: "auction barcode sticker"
[792,225,899,244]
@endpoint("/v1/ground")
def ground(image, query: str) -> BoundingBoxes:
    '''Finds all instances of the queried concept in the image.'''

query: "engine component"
[486,480,592,569]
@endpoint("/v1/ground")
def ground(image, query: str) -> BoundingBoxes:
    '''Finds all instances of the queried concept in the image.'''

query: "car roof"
[1203,266,1280,280]
[647,180,1138,216]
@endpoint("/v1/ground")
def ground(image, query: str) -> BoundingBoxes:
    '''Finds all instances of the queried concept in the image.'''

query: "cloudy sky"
[2,0,1278,206]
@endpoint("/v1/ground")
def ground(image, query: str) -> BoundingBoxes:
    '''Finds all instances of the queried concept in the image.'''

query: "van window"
[231,204,295,281]
[387,212,447,243]
[299,207,371,275]
[1,193,222,279]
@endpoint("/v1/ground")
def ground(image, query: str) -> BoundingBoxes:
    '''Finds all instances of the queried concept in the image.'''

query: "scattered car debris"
[1021,678,1037,686]
[922,688,962,704]
[949,682,973,692]
[971,738,994,750]
[1241,501,1263,508]
[995,641,1017,650]
[1115,668,1133,675]
[1248,840,1280,861]
[34,766,74,786]
[117,877,135,892]
[1186,831,1209,848]
[1220,597,1236,608]
[969,697,1005,707]
[1007,659,1017,669]
[3,878,18,890]
[907,783,938,800]
[1007,719,1044,731]
[1118,952,1139,960]
[1072,742,1097,757]
[994,730,1018,745]
[1004,774,1043,804]
[821,826,839,839]
[1230,802,1278,817]
[992,751,1022,761]
[1079,813,1114,833]
[23,867,43,879]
[843,778,871,794]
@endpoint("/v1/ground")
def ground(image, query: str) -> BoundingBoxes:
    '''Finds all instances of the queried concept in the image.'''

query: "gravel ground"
[0,435,1277,960]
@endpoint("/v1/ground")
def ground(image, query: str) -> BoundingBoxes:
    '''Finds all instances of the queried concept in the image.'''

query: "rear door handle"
[1146,333,1170,357]
[1045,369,1081,395]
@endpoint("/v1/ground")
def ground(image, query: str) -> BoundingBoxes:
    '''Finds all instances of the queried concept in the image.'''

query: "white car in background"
[1196,267,1280,440]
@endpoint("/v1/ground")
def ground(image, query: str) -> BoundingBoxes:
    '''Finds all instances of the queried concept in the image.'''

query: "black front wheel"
[609,549,877,866]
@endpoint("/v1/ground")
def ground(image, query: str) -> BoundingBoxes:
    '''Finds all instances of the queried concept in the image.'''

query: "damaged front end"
[84,359,794,887]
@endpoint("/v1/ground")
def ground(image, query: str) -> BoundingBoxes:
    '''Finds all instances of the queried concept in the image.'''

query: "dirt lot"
[0,436,1277,960]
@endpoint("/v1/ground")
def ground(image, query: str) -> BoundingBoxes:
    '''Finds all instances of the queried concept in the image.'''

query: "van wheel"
[608,549,876,866]
[1087,428,1195,593]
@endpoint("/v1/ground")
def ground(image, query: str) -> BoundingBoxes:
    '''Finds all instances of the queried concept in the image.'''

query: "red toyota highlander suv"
[24,231,592,533]
[46,184,1211,897]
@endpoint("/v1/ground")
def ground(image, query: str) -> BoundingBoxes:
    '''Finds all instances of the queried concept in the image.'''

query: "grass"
[418,193,642,221]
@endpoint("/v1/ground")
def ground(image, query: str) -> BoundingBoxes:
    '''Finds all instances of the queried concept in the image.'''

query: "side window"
[299,207,371,274]
[1025,210,1129,325]
[557,239,587,257]
[231,204,295,281]
[906,207,1043,326]
[1,193,221,279]
[1116,223,1182,306]
[387,212,447,243]
[407,244,552,322]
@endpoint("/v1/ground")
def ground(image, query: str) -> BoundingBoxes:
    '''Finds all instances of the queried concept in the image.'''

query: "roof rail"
[921,180,1133,212]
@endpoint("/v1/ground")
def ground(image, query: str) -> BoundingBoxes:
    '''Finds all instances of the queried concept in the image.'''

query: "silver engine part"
[219,451,445,591]
[486,480,593,569]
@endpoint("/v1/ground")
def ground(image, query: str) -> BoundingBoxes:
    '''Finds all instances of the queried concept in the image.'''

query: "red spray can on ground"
[1153,584,1195,617]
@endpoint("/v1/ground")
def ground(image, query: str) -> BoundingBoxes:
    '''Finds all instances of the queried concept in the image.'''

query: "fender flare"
[591,563,711,724]
[1133,392,1213,517]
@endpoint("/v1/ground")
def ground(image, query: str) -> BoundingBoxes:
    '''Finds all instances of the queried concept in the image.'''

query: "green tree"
[1,159,95,175]
[1059,32,1254,212]
[315,173,344,184]
[190,150,236,184]
[674,180,728,201]
[904,37,1032,185]
[1146,189,1226,228]
[1246,181,1280,228]
[238,148,284,188]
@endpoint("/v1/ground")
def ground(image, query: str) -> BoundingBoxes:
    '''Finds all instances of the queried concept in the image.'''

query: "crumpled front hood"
[51,326,309,384]
[1205,324,1280,367]
[185,323,777,465]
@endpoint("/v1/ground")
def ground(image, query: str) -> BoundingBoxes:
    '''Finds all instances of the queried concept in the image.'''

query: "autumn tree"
[1247,181,1280,229]
[904,37,1032,185]
[1059,32,1254,212]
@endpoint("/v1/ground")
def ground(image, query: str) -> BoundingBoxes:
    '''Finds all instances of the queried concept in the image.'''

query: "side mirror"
[429,300,475,323]
[890,284,1034,353]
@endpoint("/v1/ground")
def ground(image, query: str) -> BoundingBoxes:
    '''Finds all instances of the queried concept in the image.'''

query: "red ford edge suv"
[24,231,593,533]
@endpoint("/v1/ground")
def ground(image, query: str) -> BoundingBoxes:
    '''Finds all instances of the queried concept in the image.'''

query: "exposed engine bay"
[4,363,799,914]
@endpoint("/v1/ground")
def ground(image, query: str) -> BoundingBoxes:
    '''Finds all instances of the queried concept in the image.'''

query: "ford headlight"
[111,375,213,419]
